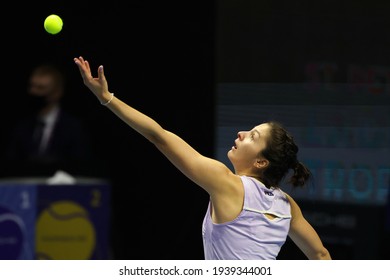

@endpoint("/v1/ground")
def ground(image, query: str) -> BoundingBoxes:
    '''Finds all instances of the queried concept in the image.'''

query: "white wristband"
[101,93,114,106]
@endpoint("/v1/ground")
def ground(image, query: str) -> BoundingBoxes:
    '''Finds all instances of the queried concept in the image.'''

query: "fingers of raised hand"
[74,57,93,81]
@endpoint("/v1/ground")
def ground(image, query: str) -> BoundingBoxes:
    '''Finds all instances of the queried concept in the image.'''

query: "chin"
[227,151,234,162]
[227,150,232,158]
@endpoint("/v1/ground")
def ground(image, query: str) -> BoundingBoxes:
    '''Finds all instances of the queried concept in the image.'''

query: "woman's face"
[228,123,271,171]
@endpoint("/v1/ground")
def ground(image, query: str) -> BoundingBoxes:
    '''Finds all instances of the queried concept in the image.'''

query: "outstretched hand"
[73,56,112,104]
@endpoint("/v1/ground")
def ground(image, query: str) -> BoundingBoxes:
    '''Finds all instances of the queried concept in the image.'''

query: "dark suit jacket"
[3,108,92,177]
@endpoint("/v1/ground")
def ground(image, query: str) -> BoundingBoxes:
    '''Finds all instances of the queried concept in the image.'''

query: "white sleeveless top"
[202,175,291,260]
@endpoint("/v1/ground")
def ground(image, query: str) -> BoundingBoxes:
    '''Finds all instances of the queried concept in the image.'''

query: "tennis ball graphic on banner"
[35,200,96,260]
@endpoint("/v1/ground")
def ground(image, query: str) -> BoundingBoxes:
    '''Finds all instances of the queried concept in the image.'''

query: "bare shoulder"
[281,191,303,220]
[223,172,245,196]
[209,173,245,223]
[282,191,297,206]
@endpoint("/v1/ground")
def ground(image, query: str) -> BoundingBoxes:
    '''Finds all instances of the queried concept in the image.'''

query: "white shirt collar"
[36,105,61,153]
[40,105,60,125]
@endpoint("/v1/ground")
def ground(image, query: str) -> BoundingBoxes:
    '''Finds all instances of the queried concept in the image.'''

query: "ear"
[255,158,269,169]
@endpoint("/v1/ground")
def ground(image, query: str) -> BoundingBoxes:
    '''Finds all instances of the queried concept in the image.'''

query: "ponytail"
[289,161,311,187]
[260,121,312,189]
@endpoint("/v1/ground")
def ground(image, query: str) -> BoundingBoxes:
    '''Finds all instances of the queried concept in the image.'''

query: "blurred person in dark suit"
[3,63,92,177]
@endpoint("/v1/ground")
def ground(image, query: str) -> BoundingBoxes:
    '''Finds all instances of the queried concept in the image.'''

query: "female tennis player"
[74,56,331,260]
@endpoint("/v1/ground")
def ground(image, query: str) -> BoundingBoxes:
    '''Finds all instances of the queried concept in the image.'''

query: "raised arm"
[73,56,238,196]
[286,194,332,260]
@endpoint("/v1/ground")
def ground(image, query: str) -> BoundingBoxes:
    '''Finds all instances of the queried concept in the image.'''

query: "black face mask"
[25,94,49,114]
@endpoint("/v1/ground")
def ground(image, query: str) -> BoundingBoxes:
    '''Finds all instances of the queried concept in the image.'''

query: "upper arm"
[154,130,238,195]
[286,194,331,260]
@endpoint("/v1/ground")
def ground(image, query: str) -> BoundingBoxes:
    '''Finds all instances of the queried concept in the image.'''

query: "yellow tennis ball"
[44,14,63,35]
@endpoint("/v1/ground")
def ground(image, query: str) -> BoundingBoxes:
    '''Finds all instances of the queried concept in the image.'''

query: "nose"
[237,131,244,140]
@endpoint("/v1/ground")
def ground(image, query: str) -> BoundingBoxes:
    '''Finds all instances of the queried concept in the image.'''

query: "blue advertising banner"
[0,184,36,260]
[0,179,110,260]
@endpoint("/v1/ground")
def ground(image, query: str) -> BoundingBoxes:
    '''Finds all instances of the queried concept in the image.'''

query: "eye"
[250,133,255,139]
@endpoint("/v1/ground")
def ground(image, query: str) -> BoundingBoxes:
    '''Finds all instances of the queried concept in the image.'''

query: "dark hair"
[260,121,311,188]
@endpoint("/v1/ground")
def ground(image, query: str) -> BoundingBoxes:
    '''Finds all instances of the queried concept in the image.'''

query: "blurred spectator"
[2,63,92,177]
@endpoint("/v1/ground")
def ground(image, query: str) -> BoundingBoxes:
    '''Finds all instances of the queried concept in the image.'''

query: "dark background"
[0,0,389,259]
[0,0,215,260]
